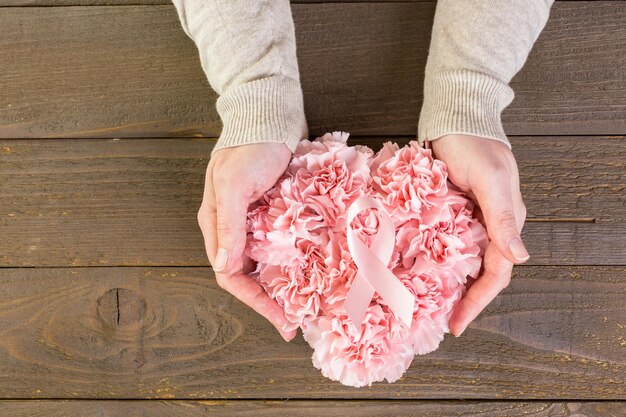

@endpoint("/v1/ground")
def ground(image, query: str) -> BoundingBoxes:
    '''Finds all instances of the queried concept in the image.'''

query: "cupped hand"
[197,142,297,342]
[430,134,530,336]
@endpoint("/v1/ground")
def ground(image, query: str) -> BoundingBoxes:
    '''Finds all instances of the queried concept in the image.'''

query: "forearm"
[417,0,555,149]
[172,0,309,155]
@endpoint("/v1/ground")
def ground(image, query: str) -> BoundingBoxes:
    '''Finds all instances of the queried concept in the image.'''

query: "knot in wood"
[97,288,146,327]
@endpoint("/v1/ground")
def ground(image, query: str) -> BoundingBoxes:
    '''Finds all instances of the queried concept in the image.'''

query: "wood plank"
[1,136,624,267]
[0,3,624,138]
[4,0,167,4]
[0,266,623,399]
[9,0,168,4]
[0,400,624,417]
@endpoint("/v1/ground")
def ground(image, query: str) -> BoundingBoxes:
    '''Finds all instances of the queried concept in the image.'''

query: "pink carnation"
[370,141,448,225]
[301,305,414,388]
[253,232,334,332]
[395,267,465,354]
[396,200,487,284]
[279,132,373,230]
[246,195,326,266]
[318,229,357,315]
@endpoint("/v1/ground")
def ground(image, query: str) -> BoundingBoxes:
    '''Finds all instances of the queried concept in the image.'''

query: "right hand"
[197,142,297,342]
[429,134,529,336]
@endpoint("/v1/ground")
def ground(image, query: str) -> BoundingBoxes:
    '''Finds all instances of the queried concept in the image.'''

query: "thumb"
[213,187,248,273]
[473,174,529,264]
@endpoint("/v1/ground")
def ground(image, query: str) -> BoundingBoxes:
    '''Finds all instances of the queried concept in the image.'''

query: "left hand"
[429,134,530,336]
[197,142,297,342]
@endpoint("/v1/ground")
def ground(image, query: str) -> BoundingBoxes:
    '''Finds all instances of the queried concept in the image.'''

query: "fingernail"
[213,247,228,272]
[508,236,530,261]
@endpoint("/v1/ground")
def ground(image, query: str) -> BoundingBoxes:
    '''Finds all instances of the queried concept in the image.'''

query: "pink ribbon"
[344,195,415,330]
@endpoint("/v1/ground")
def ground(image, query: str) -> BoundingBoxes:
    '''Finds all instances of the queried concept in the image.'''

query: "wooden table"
[0,1,624,415]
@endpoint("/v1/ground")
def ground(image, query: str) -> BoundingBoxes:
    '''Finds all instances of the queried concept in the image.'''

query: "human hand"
[430,134,529,336]
[197,142,297,342]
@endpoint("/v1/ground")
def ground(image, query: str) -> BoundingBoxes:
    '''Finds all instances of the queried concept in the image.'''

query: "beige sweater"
[172,0,554,156]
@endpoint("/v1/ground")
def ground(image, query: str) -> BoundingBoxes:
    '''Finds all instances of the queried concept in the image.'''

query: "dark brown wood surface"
[0,3,624,139]
[0,266,623,399]
[1,400,624,417]
[0,136,624,267]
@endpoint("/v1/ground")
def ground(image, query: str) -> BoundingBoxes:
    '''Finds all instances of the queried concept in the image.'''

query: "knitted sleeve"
[172,0,309,156]
[417,0,555,150]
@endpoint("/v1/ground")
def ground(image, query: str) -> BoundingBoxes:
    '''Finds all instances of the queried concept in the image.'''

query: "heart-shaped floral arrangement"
[245,131,488,387]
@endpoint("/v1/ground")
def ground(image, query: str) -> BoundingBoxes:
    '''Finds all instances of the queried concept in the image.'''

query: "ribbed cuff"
[212,75,309,157]
[417,69,515,150]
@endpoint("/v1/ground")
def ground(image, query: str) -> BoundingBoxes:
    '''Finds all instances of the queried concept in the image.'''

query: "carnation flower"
[301,304,414,387]
[268,132,374,231]
[246,195,325,266]
[289,131,373,178]
[370,141,449,225]
[395,267,465,354]
[253,231,334,332]
[317,229,357,315]
[396,200,487,284]
[290,158,369,229]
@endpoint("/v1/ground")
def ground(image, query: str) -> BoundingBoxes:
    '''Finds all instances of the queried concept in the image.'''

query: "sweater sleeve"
[417,0,555,150]
[172,0,309,156]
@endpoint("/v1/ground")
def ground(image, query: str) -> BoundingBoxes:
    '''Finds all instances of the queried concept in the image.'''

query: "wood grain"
[3,0,167,4]
[0,266,623,399]
[1,137,624,267]
[0,3,624,138]
[0,400,624,417]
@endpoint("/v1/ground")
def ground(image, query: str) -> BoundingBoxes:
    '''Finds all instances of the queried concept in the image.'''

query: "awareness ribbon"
[344,195,415,330]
